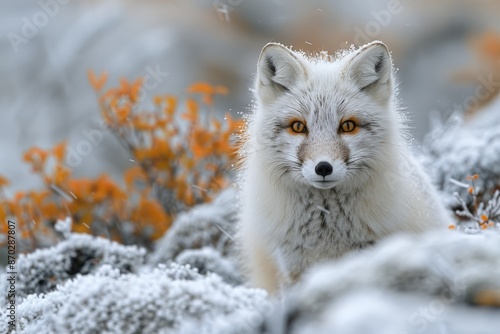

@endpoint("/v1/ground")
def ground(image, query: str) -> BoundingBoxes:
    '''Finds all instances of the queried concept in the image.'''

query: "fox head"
[252,41,402,190]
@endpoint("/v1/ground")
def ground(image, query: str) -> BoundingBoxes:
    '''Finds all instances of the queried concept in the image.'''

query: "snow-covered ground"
[2,203,500,333]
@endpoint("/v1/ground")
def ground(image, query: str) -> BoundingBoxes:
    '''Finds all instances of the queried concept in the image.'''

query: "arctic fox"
[238,41,453,293]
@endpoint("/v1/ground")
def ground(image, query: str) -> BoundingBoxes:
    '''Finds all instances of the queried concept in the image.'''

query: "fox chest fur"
[266,186,376,282]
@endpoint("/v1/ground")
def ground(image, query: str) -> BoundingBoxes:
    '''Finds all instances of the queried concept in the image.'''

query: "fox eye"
[290,121,307,133]
[340,120,357,133]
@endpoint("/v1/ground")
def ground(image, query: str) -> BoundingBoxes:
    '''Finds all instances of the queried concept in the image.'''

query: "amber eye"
[291,121,307,133]
[340,120,356,133]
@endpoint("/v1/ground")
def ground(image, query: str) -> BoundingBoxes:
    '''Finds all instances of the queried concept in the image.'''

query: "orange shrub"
[0,73,242,252]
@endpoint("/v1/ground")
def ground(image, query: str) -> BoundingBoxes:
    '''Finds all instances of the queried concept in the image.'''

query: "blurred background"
[2,0,500,193]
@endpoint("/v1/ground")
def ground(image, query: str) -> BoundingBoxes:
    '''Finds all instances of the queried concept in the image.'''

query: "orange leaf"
[165,96,177,116]
[52,164,71,186]
[187,83,228,106]
[182,98,199,121]
[29,190,49,207]
[212,118,222,131]
[118,77,131,95]
[52,141,67,162]
[23,147,49,173]
[67,179,93,202]
[124,166,147,189]
[0,205,8,228]
[41,202,59,219]
[88,69,108,91]
[153,95,163,105]
[214,85,229,95]
[73,219,91,232]
[133,119,155,131]
[115,106,131,123]
[93,174,125,203]
[14,191,26,203]
[187,82,214,94]
[23,147,47,163]
[0,175,9,188]
[132,197,170,230]
[130,78,144,102]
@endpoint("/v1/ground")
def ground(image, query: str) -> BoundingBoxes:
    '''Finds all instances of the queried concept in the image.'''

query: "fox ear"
[346,42,393,103]
[256,43,307,103]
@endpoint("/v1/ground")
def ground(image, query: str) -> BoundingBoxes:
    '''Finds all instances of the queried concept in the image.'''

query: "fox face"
[253,42,399,190]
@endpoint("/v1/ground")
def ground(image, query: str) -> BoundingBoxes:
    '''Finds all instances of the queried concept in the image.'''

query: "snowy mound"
[175,247,243,286]
[4,228,500,334]
[255,231,500,334]
[1,232,146,301]
[149,188,241,284]
[1,264,267,334]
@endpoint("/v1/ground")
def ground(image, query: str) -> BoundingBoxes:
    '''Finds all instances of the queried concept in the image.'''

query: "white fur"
[237,41,453,293]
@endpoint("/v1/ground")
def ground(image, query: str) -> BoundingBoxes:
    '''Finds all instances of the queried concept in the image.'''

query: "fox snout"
[301,157,347,189]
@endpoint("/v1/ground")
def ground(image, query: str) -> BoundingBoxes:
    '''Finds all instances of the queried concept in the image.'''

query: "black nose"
[315,161,333,177]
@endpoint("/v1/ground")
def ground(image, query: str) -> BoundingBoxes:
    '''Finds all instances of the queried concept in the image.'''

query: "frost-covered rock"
[252,231,500,334]
[0,232,146,302]
[421,114,500,206]
[149,188,238,265]
[0,263,267,334]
